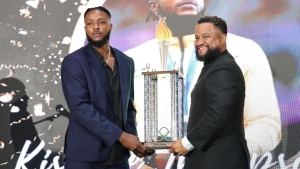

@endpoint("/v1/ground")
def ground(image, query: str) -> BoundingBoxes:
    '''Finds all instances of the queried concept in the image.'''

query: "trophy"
[142,17,184,149]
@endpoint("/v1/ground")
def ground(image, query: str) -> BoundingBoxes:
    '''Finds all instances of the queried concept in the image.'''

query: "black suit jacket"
[185,50,250,169]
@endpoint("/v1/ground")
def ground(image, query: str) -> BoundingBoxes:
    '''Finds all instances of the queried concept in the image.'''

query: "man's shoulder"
[212,53,239,70]
[112,47,127,56]
[112,47,133,62]
[216,52,235,64]
[211,54,244,80]
[65,45,86,60]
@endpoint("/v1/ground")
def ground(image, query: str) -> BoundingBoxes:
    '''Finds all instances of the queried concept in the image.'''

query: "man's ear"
[110,23,113,32]
[221,34,227,44]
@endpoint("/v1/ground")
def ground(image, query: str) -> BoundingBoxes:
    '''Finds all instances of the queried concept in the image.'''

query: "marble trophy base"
[143,136,172,149]
[143,142,171,149]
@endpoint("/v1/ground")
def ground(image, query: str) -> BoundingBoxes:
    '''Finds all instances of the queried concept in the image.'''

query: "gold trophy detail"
[155,17,173,71]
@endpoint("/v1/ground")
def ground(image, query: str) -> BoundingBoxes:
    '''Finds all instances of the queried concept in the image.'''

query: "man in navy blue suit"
[61,6,154,169]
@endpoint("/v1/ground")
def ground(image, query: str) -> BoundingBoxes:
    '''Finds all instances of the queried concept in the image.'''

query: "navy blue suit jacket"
[61,44,136,162]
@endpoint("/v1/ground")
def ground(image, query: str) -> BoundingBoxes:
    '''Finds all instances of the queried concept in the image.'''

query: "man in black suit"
[169,16,250,169]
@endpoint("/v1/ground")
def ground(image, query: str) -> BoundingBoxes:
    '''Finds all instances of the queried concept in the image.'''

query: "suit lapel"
[84,44,113,107]
[194,52,232,88]
[191,60,216,97]
[114,48,128,114]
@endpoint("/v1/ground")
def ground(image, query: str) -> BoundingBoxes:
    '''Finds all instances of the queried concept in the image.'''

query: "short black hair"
[197,16,227,35]
[84,6,111,19]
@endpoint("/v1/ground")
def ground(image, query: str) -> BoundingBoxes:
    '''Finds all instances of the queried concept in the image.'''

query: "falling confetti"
[48,124,52,130]
[26,0,40,9]
[18,29,28,35]
[33,103,45,116]
[61,36,71,45]
[19,6,31,18]
[59,0,67,3]
[80,0,88,5]
[78,5,87,13]
[0,162,8,166]
[44,92,53,107]
[0,141,4,150]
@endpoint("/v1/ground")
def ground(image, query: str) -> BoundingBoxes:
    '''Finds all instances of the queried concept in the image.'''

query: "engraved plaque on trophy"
[142,17,184,149]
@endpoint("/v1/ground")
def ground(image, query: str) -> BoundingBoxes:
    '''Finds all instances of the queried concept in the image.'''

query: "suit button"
[111,114,114,117]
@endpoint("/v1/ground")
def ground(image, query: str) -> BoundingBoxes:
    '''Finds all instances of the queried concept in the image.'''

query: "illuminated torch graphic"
[155,17,173,71]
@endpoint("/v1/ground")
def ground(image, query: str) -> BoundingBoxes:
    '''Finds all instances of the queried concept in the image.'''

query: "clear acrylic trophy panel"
[143,70,184,149]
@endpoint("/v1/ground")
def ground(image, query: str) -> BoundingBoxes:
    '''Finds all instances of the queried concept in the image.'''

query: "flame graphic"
[155,17,173,41]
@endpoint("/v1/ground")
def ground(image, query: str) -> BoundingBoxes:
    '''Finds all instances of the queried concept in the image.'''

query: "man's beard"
[195,46,221,63]
[86,30,111,48]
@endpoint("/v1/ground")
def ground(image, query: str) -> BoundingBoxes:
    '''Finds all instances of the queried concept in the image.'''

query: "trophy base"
[143,142,171,149]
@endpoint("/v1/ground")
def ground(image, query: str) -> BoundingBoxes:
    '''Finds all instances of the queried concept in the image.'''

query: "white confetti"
[10,106,20,113]
[18,30,28,35]
[78,5,87,13]
[17,41,22,47]
[48,124,52,130]
[26,0,39,9]
[61,36,71,45]
[19,7,30,18]
[0,141,4,150]
[80,0,88,5]
[0,83,8,87]
[33,103,45,116]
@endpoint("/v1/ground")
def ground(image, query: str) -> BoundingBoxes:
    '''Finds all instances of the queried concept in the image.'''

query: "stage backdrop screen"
[0,0,300,168]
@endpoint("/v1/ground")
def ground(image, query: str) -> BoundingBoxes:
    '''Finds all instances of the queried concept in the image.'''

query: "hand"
[132,149,155,158]
[118,132,155,157]
[168,139,189,156]
[131,143,155,158]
